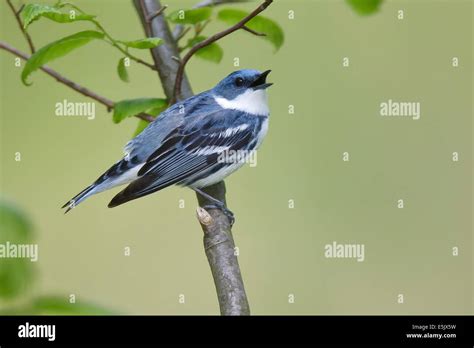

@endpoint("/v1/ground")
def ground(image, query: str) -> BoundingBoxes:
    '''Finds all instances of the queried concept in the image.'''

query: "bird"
[62,69,272,222]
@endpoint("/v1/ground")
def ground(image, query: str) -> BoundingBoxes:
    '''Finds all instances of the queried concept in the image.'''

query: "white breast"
[214,89,269,116]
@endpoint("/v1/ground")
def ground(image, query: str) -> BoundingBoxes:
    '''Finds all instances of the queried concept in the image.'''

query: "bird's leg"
[192,187,235,226]
[193,187,225,206]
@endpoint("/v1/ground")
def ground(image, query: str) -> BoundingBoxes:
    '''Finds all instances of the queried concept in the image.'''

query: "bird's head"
[212,69,272,115]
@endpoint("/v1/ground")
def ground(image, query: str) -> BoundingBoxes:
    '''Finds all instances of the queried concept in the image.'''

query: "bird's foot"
[202,204,235,226]
[192,187,235,226]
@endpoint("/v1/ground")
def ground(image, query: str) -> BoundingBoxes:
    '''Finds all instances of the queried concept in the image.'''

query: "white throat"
[214,89,269,116]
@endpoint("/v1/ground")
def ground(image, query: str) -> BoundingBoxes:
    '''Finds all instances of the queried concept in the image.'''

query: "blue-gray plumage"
[62,69,272,215]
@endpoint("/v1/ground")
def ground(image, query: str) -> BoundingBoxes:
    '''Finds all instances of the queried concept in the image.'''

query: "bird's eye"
[235,77,244,87]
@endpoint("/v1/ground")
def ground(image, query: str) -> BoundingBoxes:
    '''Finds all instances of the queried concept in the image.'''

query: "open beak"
[250,70,273,90]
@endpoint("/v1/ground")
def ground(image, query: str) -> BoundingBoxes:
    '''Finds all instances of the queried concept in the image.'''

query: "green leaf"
[21,4,57,28]
[168,7,212,24]
[0,296,115,315]
[188,36,223,63]
[30,296,115,315]
[346,0,383,15]
[117,58,129,83]
[21,30,104,85]
[0,200,35,300]
[113,98,167,124]
[21,3,95,29]
[119,38,163,49]
[217,9,284,51]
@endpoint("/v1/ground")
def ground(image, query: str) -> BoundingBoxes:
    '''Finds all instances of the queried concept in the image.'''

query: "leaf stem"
[242,25,266,36]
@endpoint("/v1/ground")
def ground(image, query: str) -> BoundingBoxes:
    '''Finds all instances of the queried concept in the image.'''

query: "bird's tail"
[61,185,96,214]
[62,157,143,214]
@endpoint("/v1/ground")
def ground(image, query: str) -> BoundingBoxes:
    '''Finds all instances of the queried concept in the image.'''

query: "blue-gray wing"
[108,110,260,207]
[123,91,217,162]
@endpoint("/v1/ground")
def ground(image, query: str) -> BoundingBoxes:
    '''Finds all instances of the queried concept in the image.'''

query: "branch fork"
[242,25,266,36]
[147,5,168,23]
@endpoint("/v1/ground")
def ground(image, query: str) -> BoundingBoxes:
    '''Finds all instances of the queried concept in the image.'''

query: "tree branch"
[0,41,155,122]
[172,0,273,103]
[134,0,194,98]
[6,0,35,53]
[133,0,250,315]
[195,185,250,315]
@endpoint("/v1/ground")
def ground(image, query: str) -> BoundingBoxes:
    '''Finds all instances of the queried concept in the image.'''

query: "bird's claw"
[202,204,235,226]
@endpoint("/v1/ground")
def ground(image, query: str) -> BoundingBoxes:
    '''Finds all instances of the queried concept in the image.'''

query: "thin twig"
[242,25,266,36]
[147,5,168,23]
[6,0,35,53]
[172,0,252,40]
[172,0,273,102]
[16,4,25,15]
[175,26,191,43]
[92,20,158,71]
[195,19,211,36]
[196,0,251,7]
[8,0,156,72]
[178,20,211,52]
[0,41,155,123]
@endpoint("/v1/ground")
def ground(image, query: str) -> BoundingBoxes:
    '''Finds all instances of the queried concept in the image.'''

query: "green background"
[0,0,472,314]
